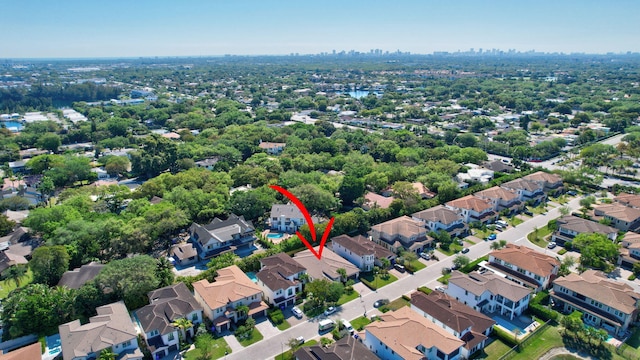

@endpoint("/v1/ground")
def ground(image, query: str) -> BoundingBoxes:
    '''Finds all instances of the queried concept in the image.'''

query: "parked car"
[461,248,470,254]
[524,209,534,216]
[435,286,446,292]
[341,319,354,333]
[487,234,497,241]
[324,306,336,316]
[567,190,577,196]
[496,220,508,227]
[373,299,390,308]
[547,242,557,249]
[292,306,303,318]
[420,252,429,260]
[295,336,305,345]
[394,263,406,272]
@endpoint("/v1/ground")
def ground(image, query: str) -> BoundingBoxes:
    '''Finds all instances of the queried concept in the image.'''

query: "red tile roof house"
[192,265,268,333]
[410,291,496,359]
[370,216,434,255]
[551,270,640,336]
[361,191,395,210]
[484,244,560,292]
[445,195,498,226]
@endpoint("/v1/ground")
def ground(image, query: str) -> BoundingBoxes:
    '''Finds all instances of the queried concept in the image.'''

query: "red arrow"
[269,185,335,260]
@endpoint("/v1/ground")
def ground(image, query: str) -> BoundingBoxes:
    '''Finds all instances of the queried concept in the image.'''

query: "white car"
[547,242,557,249]
[341,319,354,333]
[292,306,303,318]
[324,306,336,316]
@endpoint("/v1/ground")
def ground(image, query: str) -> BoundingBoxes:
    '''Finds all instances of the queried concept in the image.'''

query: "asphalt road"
[226,197,585,360]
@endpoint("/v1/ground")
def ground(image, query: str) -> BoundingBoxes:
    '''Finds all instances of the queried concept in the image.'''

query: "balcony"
[551,291,623,326]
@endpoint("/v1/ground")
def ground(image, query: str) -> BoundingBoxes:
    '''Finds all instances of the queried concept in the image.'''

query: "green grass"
[626,327,640,347]
[436,243,463,256]
[437,273,451,284]
[464,238,476,245]
[408,259,426,272]
[184,336,232,360]
[350,316,371,331]
[274,340,318,360]
[0,268,33,299]
[509,216,524,226]
[510,325,564,360]
[276,320,291,331]
[379,296,410,313]
[360,272,397,290]
[470,338,511,359]
[473,228,493,239]
[549,355,581,360]
[619,327,640,360]
[237,328,263,347]
[337,290,359,305]
[527,225,553,247]
[557,249,567,255]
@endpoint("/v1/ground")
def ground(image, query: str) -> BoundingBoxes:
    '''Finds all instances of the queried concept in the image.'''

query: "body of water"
[344,90,382,99]
[267,232,284,239]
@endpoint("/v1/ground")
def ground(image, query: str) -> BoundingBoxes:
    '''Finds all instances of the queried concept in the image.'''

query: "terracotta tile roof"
[615,193,640,208]
[411,291,495,335]
[523,171,563,185]
[363,192,395,209]
[412,205,462,225]
[412,182,436,198]
[475,186,519,202]
[449,271,531,302]
[371,216,426,239]
[192,265,262,310]
[365,306,464,359]
[556,215,617,235]
[553,270,640,314]
[294,246,359,281]
[490,244,560,278]
[0,343,41,360]
[331,234,394,259]
[446,195,493,212]
[595,203,640,222]
[258,142,286,150]
[622,231,640,247]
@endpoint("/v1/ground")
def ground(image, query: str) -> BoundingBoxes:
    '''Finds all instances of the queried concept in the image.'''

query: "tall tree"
[30,245,70,286]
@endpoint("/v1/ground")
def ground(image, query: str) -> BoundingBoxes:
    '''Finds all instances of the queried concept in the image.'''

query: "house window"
[168,332,175,341]
[192,313,198,321]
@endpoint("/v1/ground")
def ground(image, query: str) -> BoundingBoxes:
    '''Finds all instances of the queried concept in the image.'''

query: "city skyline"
[2,0,639,59]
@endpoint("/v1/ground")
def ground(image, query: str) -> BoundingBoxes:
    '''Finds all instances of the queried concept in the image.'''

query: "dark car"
[524,209,534,216]
[461,248,470,254]
[373,299,390,308]
[567,190,577,196]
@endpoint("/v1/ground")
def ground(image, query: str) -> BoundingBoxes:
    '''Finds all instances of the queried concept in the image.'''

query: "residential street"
[226,197,586,360]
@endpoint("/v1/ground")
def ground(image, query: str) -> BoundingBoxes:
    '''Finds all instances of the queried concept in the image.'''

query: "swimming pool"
[267,233,284,239]
[246,272,258,283]
[493,315,528,334]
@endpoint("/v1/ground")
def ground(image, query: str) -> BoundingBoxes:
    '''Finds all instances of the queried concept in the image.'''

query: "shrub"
[529,304,559,321]
[629,274,637,281]
[558,249,567,255]
[268,309,285,325]
[402,294,411,302]
[417,286,432,295]
[492,325,519,347]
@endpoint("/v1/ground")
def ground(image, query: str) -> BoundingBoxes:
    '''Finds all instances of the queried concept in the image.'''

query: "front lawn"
[473,228,493,239]
[379,296,409,313]
[350,316,372,331]
[360,272,397,290]
[237,328,263,347]
[509,216,524,226]
[276,320,291,331]
[437,273,451,284]
[184,335,232,360]
[464,238,476,245]
[337,290,359,305]
[274,339,318,360]
[436,243,463,256]
[0,268,33,299]
[527,224,553,247]
[408,259,426,272]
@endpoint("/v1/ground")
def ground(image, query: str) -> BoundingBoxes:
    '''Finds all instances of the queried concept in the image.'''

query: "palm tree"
[336,268,347,283]
[236,304,250,321]
[172,317,193,344]
[4,264,27,287]
[98,348,117,360]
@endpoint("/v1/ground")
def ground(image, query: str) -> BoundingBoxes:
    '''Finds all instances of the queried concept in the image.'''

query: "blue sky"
[2,0,639,58]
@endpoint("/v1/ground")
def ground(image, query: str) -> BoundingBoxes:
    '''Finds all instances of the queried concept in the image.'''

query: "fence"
[0,334,38,353]
[497,319,552,360]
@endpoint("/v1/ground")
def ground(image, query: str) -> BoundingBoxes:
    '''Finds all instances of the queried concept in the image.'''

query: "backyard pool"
[246,272,258,283]
[493,314,532,334]
[267,233,284,239]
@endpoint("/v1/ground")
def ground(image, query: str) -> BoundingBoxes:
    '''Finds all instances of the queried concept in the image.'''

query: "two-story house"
[551,215,618,246]
[136,283,203,360]
[269,204,310,233]
[370,216,433,254]
[193,265,268,333]
[594,203,640,232]
[474,186,523,215]
[412,205,469,239]
[484,244,560,292]
[362,306,465,360]
[614,193,640,208]
[331,234,396,272]
[258,141,286,155]
[410,291,496,359]
[295,335,380,360]
[522,171,564,196]
[59,301,143,360]
[170,242,199,267]
[445,195,497,225]
[619,231,640,269]
[190,214,256,260]
[446,271,531,320]
[293,245,360,281]
[551,270,640,336]
[500,178,545,205]
[256,253,306,307]
[362,192,395,211]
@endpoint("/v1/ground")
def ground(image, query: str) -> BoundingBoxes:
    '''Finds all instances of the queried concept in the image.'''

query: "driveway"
[254,317,280,339]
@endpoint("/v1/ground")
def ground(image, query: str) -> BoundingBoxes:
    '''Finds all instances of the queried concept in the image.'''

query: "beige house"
[293,245,359,281]
[370,216,433,254]
[593,203,640,232]
[619,231,640,269]
[522,171,564,196]
[445,195,497,225]
[412,205,469,239]
[193,265,268,333]
[474,186,523,215]
[551,270,640,336]
[59,301,143,360]
[551,215,618,246]
[485,244,560,291]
